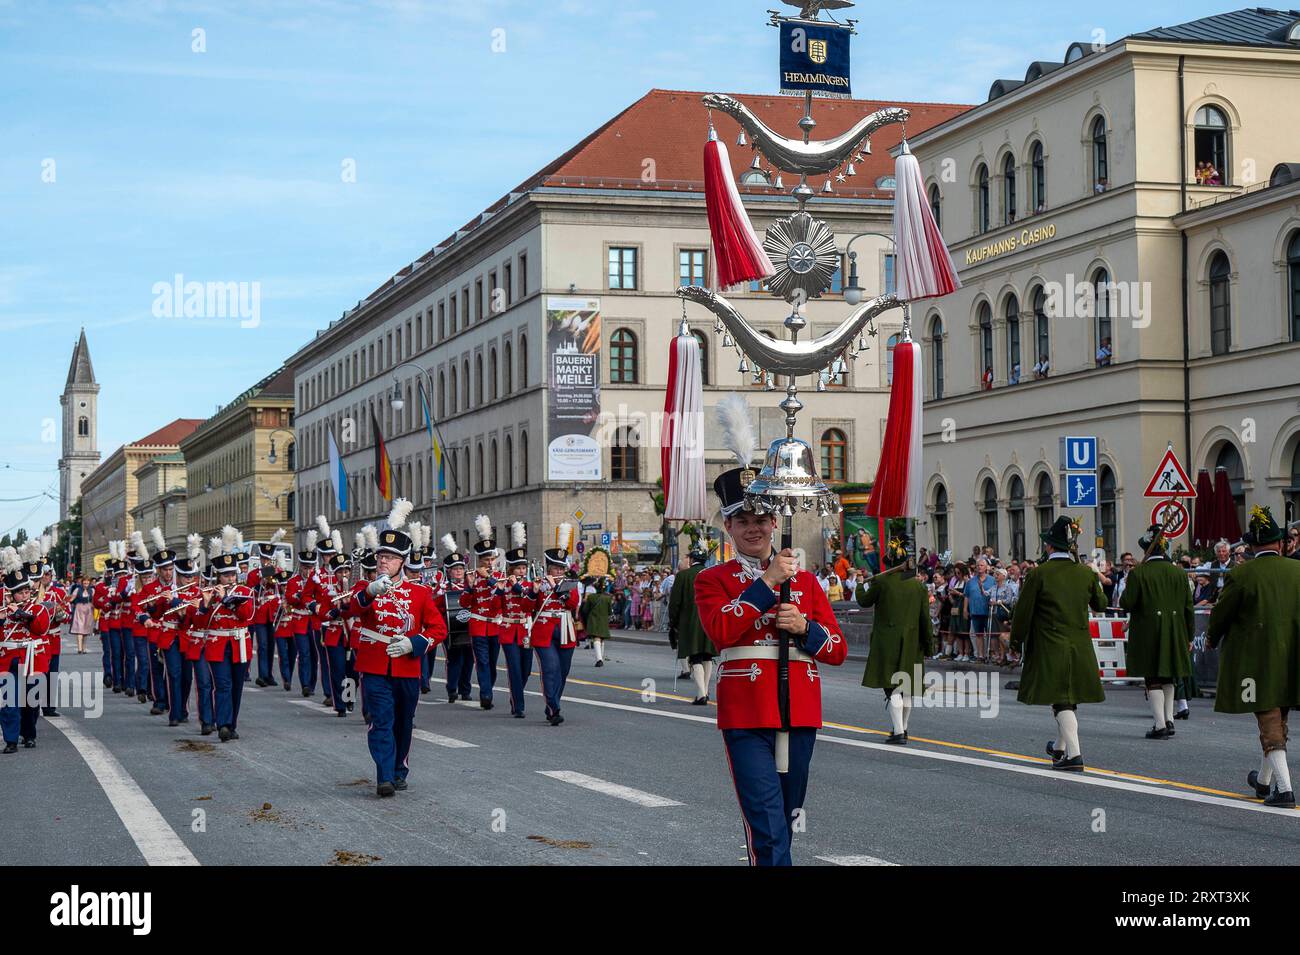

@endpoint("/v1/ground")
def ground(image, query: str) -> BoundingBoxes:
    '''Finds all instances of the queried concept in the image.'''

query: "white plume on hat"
[208,536,223,559]
[441,532,458,556]
[269,527,286,546]
[474,514,493,542]
[716,394,758,469]
[305,529,319,552]
[386,498,414,531]
[275,550,290,572]
[316,514,331,540]
[354,531,366,552]
[557,522,573,553]
[511,522,526,549]
[363,524,379,551]
[235,530,245,553]
[331,530,343,554]
[1,546,21,575]
[39,533,52,558]
[187,533,203,561]
[221,525,238,554]
[130,530,148,561]
[150,526,167,555]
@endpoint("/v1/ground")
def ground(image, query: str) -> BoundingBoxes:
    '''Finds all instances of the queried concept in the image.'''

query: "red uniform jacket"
[694,560,846,731]
[198,584,256,663]
[529,579,580,649]
[2,598,52,674]
[142,579,183,650]
[284,572,320,636]
[132,578,160,642]
[348,578,446,678]
[110,575,133,628]
[173,582,207,661]
[93,580,113,632]
[43,582,68,654]
[497,576,536,646]
[466,572,502,638]
[318,573,354,647]
[246,565,278,625]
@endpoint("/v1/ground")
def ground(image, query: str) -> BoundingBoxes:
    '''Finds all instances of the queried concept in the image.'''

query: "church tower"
[59,328,100,521]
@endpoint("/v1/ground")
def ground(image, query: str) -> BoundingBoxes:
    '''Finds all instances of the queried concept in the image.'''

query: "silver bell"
[737,130,747,147]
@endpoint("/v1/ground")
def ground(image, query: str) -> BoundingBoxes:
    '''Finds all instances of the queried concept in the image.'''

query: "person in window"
[1033,355,1050,379]
[1035,200,1047,215]
[981,366,994,390]
[1009,361,1021,385]
[1206,164,1221,186]
[1094,177,1108,194]
[1095,337,1113,367]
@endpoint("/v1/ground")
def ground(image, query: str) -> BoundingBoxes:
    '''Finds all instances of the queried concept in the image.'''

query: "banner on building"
[546,296,603,481]
[779,20,851,98]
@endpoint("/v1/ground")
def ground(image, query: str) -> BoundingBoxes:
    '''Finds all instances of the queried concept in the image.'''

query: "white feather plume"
[40,533,52,557]
[386,498,414,531]
[208,536,223,559]
[363,524,379,551]
[511,521,526,549]
[187,533,202,561]
[422,525,433,549]
[1,546,21,574]
[716,394,758,468]
[331,530,343,554]
[354,532,366,552]
[269,527,286,546]
[150,526,167,555]
[130,530,148,560]
[221,525,238,553]
[474,514,492,542]
[557,522,573,552]
[305,530,318,552]
[276,550,290,571]
[316,514,331,539]
[441,532,458,556]
[235,530,245,553]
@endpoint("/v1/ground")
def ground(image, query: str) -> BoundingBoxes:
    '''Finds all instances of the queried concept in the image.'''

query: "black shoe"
[420,685,430,695]
[480,699,493,710]
[112,684,123,693]
[21,737,35,749]
[1,743,15,754]
[513,711,524,719]
[168,720,179,727]
[1145,726,1172,740]
[336,710,347,717]
[1264,789,1296,808]
[1248,770,1272,799]
[692,696,709,706]
[393,779,408,791]
[254,678,267,688]
[1046,740,1065,761]
[1052,755,1085,772]
[1165,720,1175,736]
[594,660,604,668]
[218,726,232,742]
[43,708,60,717]
[677,671,691,680]
[885,732,908,745]
[301,687,310,698]
[200,723,215,736]
[283,683,292,692]
[346,702,354,712]
[149,706,165,716]
[103,675,114,688]
[1174,708,1189,720]
[264,679,278,688]
[322,698,333,707]
[459,693,473,702]
[548,714,565,726]
[137,693,148,703]
[448,693,458,704]
[377,781,395,798]
[228,729,239,740]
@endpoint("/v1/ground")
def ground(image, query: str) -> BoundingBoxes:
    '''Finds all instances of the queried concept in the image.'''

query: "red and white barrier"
[1089,614,1133,680]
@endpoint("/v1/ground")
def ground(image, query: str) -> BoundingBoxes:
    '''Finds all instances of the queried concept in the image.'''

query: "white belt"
[719,645,814,665]
[466,612,498,624]
[206,628,249,639]
[357,627,396,645]
[290,609,313,616]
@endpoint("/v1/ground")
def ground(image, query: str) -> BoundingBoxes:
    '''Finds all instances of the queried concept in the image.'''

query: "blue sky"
[0,0,1234,536]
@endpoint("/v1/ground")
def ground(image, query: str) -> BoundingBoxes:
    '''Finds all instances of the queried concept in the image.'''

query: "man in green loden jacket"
[580,578,613,668]
[1120,524,1194,740]
[1208,505,1300,808]
[855,537,932,744]
[1009,516,1107,772]
[668,547,714,705]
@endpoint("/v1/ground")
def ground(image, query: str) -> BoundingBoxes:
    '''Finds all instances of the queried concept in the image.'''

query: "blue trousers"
[420,643,437,691]
[325,644,348,714]
[100,630,112,680]
[502,643,533,716]
[19,674,42,741]
[149,644,168,710]
[163,643,186,722]
[252,623,275,682]
[42,652,61,713]
[472,635,500,702]
[294,630,319,692]
[133,636,152,698]
[722,727,817,867]
[445,644,474,698]
[183,655,214,725]
[275,636,297,686]
[1,658,20,743]
[209,644,248,730]
[361,673,419,785]
[319,632,335,702]
[534,643,563,718]
[112,628,134,692]
[557,644,575,698]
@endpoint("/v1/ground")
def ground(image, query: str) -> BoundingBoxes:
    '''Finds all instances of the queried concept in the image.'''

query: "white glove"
[386,635,413,657]
[367,575,393,598]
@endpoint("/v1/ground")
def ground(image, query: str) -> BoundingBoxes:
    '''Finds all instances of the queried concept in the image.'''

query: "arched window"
[519,334,528,389]
[438,371,446,418]
[929,183,942,230]
[505,434,514,490]
[1286,439,1300,527]
[1031,141,1046,213]
[476,443,484,495]
[1093,269,1113,365]
[886,333,900,386]
[1209,251,1232,355]
[286,441,296,472]
[1290,231,1300,343]
[610,328,638,384]
[475,355,484,406]
[1035,473,1054,540]
[978,302,994,387]
[1193,105,1228,185]
[692,329,710,386]
[1099,466,1117,558]
[976,164,990,233]
[1007,475,1026,560]
[520,430,529,485]
[490,438,498,492]
[449,366,458,413]
[1002,153,1017,224]
[611,427,639,481]
[462,359,470,408]
[933,483,949,554]
[77,415,89,437]
[1091,116,1108,189]
[1005,294,1021,384]
[981,478,999,554]
[489,348,498,401]
[1215,442,1246,531]
[1032,286,1049,376]
[820,428,847,482]
[930,316,944,399]
[503,341,513,394]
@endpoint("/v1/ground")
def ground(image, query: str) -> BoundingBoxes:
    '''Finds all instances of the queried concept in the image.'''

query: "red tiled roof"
[132,418,204,449]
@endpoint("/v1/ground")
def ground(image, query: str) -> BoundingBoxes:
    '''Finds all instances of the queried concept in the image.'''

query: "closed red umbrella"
[1192,468,1214,547]
[1213,467,1242,542]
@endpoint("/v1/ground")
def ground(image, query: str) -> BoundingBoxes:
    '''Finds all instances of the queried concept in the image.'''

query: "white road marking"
[45,716,200,866]
[536,770,682,807]
[411,729,478,749]
[288,698,335,712]
[817,854,899,866]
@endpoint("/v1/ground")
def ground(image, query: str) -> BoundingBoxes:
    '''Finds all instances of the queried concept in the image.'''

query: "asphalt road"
[6,631,1299,866]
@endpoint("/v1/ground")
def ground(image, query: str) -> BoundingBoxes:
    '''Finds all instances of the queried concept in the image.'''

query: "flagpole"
[390,360,459,543]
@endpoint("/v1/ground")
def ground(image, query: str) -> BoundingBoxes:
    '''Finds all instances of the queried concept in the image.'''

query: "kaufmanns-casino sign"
[964,222,1058,267]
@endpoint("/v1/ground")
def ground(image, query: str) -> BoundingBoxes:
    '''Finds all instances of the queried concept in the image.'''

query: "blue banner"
[779,20,851,98]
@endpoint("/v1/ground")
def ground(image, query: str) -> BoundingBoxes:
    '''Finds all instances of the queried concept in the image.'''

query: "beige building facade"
[129,452,188,550]
[908,10,1300,560]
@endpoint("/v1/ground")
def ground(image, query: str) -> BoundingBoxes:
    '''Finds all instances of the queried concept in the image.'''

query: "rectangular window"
[449,296,457,334]
[504,262,513,305]
[518,252,527,297]
[679,249,707,286]
[461,289,469,328]
[608,247,638,289]
[488,271,497,313]
[438,301,446,340]
[884,254,896,295]
[475,279,483,322]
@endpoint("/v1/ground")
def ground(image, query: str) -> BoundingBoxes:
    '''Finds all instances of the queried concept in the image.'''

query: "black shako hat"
[375,528,411,557]
[714,467,759,518]
[505,547,528,566]
[210,554,240,573]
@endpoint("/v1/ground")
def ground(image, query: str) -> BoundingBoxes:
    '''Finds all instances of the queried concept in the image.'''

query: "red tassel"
[867,339,924,518]
[703,134,773,290]
[894,143,960,301]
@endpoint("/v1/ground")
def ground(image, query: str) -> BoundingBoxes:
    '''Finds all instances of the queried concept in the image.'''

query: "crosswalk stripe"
[536,770,682,807]
[817,854,899,866]
[411,729,478,749]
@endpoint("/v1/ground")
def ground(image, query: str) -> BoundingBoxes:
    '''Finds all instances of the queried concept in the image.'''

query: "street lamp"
[266,428,296,466]
[841,231,896,306]
[389,382,404,413]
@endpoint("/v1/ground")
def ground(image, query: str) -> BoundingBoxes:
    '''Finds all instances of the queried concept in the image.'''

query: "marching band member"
[139,528,180,721]
[1,547,52,751]
[1209,506,1300,807]
[694,468,847,866]
[319,551,354,717]
[668,546,714,704]
[312,518,340,705]
[92,562,114,688]
[437,533,475,704]
[36,539,69,717]
[1009,516,1107,772]
[107,541,135,695]
[531,525,581,727]
[169,537,208,731]
[469,514,502,710]
[127,531,158,707]
[1119,524,1194,740]
[285,530,322,696]
[348,500,447,797]
[498,524,534,718]
[196,538,256,742]
[249,528,286,688]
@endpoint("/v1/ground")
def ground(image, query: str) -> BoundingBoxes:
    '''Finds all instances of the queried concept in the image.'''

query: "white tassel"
[894,141,960,301]
[221,525,238,553]
[663,331,707,521]
[208,537,223,559]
